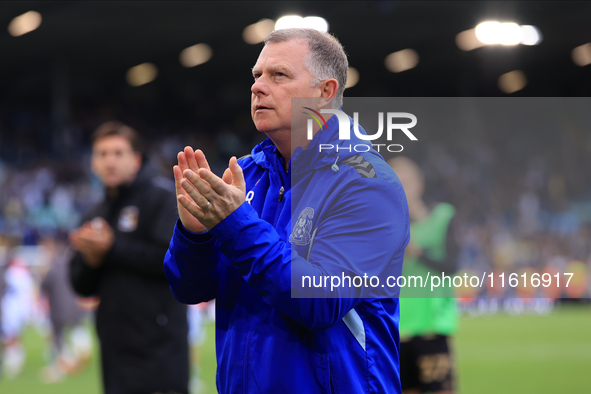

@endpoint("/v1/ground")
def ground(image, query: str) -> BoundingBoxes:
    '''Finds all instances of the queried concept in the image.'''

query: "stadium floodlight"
[275,15,328,32]
[345,67,359,89]
[497,23,523,45]
[456,29,485,51]
[520,25,542,46]
[8,11,42,37]
[275,15,304,30]
[126,63,158,87]
[302,17,329,32]
[243,19,275,44]
[475,21,541,46]
[384,49,419,73]
[179,44,212,68]
[498,70,527,94]
[475,21,501,44]
[572,43,591,67]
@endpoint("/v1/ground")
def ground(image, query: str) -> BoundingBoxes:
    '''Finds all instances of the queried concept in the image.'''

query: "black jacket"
[70,162,189,394]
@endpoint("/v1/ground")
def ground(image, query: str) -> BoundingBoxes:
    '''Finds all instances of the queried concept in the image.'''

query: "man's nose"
[251,76,269,96]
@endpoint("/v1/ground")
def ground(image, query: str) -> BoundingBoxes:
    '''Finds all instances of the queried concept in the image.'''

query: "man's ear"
[318,78,339,108]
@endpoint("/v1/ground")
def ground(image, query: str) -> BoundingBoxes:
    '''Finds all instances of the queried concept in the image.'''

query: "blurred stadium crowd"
[1,96,590,296]
[412,101,591,300]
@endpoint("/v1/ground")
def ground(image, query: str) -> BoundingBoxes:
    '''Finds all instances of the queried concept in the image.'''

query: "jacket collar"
[249,109,384,178]
[291,110,382,176]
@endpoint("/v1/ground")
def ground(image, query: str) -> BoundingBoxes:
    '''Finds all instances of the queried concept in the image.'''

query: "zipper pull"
[278,186,285,202]
[331,155,340,173]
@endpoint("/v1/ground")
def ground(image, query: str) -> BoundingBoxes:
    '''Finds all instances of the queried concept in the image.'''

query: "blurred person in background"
[187,302,208,393]
[389,156,460,394]
[1,248,36,379]
[39,233,92,383]
[0,237,8,378]
[69,121,189,394]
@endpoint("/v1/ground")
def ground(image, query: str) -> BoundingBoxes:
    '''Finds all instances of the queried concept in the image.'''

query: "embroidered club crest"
[118,206,139,232]
[289,207,314,245]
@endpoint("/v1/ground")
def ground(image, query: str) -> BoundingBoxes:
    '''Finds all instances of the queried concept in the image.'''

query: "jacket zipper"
[306,228,318,260]
[278,186,285,202]
[273,184,285,227]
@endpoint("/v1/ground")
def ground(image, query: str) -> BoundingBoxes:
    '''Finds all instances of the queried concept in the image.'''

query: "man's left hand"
[178,156,246,230]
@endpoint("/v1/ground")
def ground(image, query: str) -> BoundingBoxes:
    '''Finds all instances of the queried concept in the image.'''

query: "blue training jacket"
[164,113,410,394]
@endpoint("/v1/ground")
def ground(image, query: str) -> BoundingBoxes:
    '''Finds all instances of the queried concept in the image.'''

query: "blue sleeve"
[209,178,409,332]
[163,219,218,304]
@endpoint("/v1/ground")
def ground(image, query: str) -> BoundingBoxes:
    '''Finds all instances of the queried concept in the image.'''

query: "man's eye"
[253,74,261,80]
[276,72,285,77]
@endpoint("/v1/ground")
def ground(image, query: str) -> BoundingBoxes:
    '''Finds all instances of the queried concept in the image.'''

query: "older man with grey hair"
[165,28,409,394]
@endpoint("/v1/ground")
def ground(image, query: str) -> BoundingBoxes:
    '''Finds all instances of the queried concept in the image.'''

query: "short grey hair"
[264,28,348,109]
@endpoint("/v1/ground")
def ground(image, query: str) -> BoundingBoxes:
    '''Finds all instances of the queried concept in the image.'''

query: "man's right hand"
[174,147,211,233]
